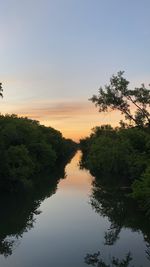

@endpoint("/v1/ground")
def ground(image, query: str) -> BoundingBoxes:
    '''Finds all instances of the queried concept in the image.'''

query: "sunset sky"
[1,0,150,141]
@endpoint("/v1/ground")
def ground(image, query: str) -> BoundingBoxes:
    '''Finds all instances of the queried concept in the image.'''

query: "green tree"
[86,134,132,183]
[90,71,150,127]
[0,114,77,191]
[132,166,150,216]
[6,145,34,187]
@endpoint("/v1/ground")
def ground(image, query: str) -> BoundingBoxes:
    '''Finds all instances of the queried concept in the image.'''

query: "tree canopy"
[90,71,150,127]
[0,114,77,191]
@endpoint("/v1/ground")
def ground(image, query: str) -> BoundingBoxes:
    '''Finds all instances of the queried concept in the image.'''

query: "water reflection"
[0,165,66,257]
[84,251,132,266]
[0,151,150,266]
[88,179,150,262]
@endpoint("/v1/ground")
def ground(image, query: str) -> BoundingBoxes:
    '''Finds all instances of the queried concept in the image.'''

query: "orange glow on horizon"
[58,151,92,192]
[1,100,124,141]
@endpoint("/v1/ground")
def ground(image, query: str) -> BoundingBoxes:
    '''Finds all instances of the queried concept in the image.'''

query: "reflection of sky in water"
[0,151,149,267]
[58,150,92,191]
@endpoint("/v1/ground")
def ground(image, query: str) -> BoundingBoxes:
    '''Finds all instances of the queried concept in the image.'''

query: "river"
[0,151,149,267]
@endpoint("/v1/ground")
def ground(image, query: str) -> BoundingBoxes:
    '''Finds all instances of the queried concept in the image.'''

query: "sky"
[0,0,150,141]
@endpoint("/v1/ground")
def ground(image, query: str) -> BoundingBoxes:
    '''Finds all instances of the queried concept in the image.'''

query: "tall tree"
[90,71,150,127]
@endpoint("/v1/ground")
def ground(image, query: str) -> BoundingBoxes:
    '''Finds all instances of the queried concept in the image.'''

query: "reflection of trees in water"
[104,223,121,246]
[84,251,132,267]
[84,178,150,266]
[0,239,16,257]
[90,179,150,261]
[146,243,150,261]
[0,166,66,257]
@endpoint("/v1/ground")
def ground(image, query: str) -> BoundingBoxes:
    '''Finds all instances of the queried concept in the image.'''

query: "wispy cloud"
[2,99,96,119]
[1,99,122,141]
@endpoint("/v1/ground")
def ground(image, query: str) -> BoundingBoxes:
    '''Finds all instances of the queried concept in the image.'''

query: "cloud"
[4,99,96,120]
[1,99,122,141]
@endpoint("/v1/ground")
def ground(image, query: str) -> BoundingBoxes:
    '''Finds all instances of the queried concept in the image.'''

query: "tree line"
[80,72,150,217]
[0,114,77,192]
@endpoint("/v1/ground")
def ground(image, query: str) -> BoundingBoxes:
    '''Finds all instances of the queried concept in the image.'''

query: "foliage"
[81,126,150,182]
[80,124,150,215]
[0,114,77,191]
[132,167,150,216]
[81,71,150,215]
[6,145,34,186]
[86,135,132,184]
[90,71,150,127]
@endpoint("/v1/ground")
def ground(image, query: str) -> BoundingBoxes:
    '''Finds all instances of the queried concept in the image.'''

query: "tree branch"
[127,95,150,124]
[118,107,137,125]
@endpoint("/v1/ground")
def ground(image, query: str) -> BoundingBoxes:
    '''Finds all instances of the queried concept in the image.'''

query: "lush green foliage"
[0,114,77,191]
[80,126,150,182]
[132,166,150,217]
[81,71,150,217]
[80,125,150,215]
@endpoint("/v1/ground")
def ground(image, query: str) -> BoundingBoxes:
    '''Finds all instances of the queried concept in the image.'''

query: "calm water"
[0,151,149,267]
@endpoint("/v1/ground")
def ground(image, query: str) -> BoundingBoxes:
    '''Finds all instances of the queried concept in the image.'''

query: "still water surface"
[0,151,149,267]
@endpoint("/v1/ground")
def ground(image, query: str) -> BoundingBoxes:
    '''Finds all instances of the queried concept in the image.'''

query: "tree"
[90,71,150,127]
[0,83,3,98]
[6,145,34,185]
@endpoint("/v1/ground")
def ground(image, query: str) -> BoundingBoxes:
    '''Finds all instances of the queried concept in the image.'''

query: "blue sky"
[0,0,150,140]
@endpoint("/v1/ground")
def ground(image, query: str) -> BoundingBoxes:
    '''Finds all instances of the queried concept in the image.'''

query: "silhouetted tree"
[90,71,150,127]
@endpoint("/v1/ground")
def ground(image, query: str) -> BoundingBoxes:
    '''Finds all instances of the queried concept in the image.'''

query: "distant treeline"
[0,114,77,192]
[80,125,150,217]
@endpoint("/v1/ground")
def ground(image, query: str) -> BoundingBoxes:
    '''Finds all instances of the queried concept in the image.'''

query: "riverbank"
[0,151,149,267]
[80,125,150,217]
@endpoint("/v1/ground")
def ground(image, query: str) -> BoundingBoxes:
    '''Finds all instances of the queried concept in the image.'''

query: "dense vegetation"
[0,114,77,192]
[80,72,150,217]
[80,126,150,182]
